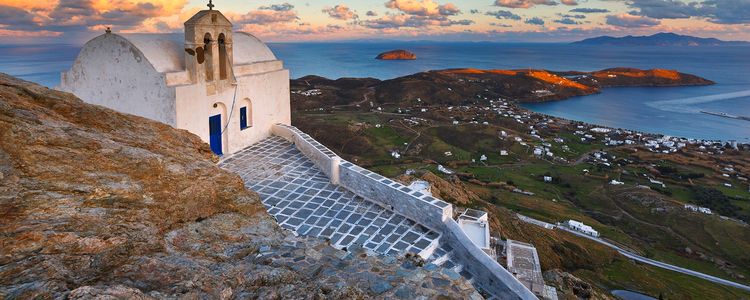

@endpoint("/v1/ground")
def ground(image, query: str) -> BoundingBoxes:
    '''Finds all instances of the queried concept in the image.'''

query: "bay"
[1,41,747,141]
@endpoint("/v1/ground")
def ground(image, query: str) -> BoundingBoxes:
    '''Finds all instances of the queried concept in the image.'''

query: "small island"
[376,49,417,60]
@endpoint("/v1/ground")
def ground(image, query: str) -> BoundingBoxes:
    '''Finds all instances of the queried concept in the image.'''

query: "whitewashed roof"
[97,32,277,73]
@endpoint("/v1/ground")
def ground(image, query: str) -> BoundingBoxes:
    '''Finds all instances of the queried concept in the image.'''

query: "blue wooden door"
[209,114,223,155]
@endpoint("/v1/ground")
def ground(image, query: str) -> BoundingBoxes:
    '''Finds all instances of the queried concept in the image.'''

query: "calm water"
[1,42,748,141]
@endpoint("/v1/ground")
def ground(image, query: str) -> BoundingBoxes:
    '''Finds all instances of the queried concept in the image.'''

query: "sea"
[1,42,748,141]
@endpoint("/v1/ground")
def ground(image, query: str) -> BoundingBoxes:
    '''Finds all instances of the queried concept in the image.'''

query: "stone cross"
[207,0,214,10]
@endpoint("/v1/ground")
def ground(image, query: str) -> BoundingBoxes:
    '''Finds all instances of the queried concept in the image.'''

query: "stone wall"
[337,160,452,232]
[270,123,537,300]
[445,220,539,299]
[271,124,340,183]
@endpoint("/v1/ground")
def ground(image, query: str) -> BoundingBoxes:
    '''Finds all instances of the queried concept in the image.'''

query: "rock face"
[0,74,478,299]
[376,50,417,60]
[543,270,615,300]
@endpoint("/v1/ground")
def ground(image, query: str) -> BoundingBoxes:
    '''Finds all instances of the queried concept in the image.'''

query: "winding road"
[556,226,750,293]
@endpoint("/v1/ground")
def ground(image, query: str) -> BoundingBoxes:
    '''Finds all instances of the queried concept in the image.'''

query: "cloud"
[525,17,545,25]
[490,22,513,27]
[385,0,462,17]
[258,3,294,11]
[366,10,378,16]
[570,8,610,13]
[322,5,358,20]
[626,0,699,19]
[238,21,349,41]
[561,0,578,5]
[626,0,750,24]
[494,0,557,9]
[364,0,469,29]
[558,13,586,19]
[486,10,522,21]
[0,0,189,35]
[701,0,750,24]
[554,18,581,24]
[238,3,299,24]
[439,3,461,16]
[606,13,660,27]
[0,5,40,31]
[362,14,472,29]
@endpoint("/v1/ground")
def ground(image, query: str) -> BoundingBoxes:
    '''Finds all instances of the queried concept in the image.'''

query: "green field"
[294,109,750,299]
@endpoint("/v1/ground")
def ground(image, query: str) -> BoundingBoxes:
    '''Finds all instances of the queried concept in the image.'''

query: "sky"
[1,0,749,44]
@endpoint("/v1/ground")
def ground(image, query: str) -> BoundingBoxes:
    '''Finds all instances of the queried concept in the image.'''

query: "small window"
[240,106,248,130]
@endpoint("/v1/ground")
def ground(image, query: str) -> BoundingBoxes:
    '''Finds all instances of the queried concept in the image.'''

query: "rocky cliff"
[0,74,479,299]
[375,50,417,60]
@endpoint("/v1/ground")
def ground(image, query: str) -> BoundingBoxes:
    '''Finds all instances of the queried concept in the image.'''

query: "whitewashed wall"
[174,67,290,155]
[59,34,176,125]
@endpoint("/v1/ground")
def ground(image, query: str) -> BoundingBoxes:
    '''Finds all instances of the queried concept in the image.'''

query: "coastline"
[519,102,745,145]
[291,67,744,145]
[520,93,749,144]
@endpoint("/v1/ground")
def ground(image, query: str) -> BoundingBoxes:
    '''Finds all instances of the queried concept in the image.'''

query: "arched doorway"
[209,102,227,155]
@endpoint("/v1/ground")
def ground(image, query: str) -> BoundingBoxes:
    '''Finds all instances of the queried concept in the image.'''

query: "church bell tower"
[184,1,235,94]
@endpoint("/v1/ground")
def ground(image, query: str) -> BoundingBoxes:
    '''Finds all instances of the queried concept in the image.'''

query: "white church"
[59,6,290,156]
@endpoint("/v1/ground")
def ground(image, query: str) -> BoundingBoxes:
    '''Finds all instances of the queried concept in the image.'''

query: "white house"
[684,204,712,215]
[58,8,290,156]
[566,220,599,237]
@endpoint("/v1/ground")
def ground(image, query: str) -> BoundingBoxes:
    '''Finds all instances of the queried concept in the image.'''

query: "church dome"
[81,31,278,74]
[233,32,278,65]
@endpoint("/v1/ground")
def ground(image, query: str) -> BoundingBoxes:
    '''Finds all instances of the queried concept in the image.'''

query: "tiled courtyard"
[219,136,440,257]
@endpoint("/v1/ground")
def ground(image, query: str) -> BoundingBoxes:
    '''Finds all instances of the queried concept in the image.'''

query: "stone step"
[430,253,451,265]
[452,262,464,273]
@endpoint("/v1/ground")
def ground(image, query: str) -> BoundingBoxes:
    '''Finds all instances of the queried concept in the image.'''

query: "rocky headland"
[0,73,479,299]
[290,67,712,109]
[375,50,417,60]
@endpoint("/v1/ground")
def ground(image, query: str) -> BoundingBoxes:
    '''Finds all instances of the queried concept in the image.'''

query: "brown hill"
[0,74,477,298]
[290,67,712,109]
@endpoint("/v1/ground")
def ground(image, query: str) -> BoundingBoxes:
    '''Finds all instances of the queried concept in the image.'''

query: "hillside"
[574,33,750,46]
[291,67,712,109]
[0,74,478,299]
[290,69,750,299]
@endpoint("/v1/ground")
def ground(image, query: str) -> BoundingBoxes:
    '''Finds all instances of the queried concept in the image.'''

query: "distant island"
[376,50,417,60]
[574,32,750,46]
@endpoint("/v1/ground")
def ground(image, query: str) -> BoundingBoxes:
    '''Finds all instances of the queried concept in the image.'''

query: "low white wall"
[272,124,339,182]
[338,160,453,232]
[445,220,538,300]
[270,124,536,299]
